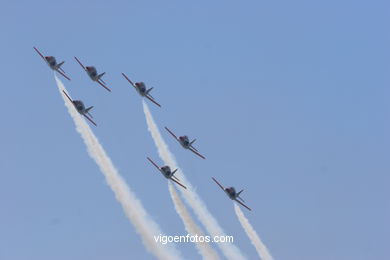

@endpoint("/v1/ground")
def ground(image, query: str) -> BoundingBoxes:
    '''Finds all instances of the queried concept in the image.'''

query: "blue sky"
[0,0,389,259]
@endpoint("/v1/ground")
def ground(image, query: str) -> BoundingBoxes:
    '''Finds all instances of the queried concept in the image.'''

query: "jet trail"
[234,204,274,260]
[168,182,220,260]
[143,101,246,260]
[55,76,182,260]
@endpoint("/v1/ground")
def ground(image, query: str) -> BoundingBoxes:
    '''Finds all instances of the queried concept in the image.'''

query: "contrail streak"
[234,204,273,260]
[143,101,246,260]
[55,76,182,260]
[168,183,220,260]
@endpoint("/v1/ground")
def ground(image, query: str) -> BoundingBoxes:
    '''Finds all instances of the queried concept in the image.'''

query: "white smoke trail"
[143,101,246,260]
[55,76,182,260]
[234,204,273,260]
[168,183,220,260]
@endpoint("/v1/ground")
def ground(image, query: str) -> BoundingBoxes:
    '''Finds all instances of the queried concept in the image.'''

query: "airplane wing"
[83,114,97,126]
[165,127,179,141]
[146,95,161,107]
[237,196,245,203]
[190,145,198,152]
[122,73,136,88]
[56,69,71,81]
[147,157,161,171]
[212,177,225,191]
[58,67,66,74]
[234,199,252,211]
[170,178,187,190]
[33,47,45,60]
[62,90,73,103]
[189,147,206,159]
[74,56,86,71]
[97,80,111,92]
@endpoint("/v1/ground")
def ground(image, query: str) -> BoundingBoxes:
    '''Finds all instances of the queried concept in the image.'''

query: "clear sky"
[0,0,389,259]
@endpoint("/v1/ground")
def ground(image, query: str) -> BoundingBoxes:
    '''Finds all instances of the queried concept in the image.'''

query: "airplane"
[122,73,161,107]
[147,157,187,190]
[165,127,206,159]
[74,57,111,92]
[212,177,251,211]
[33,47,71,81]
[62,90,97,126]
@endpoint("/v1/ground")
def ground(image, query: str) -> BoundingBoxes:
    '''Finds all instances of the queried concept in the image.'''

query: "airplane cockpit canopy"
[46,56,56,66]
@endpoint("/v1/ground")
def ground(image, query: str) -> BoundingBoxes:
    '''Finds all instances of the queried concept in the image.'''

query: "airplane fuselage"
[225,187,238,200]
[86,66,98,80]
[179,136,190,149]
[135,82,147,96]
[73,100,87,115]
[160,166,173,178]
[45,56,58,70]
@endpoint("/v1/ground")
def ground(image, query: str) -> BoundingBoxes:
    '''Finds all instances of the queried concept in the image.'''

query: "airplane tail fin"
[98,72,105,80]
[190,139,198,151]
[85,106,94,114]
[146,87,154,95]
[237,189,245,202]
[172,169,180,181]
[57,61,65,73]
[97,72,106,84]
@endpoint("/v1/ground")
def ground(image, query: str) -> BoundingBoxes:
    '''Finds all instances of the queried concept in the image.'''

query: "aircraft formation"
[34,47,252,211]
